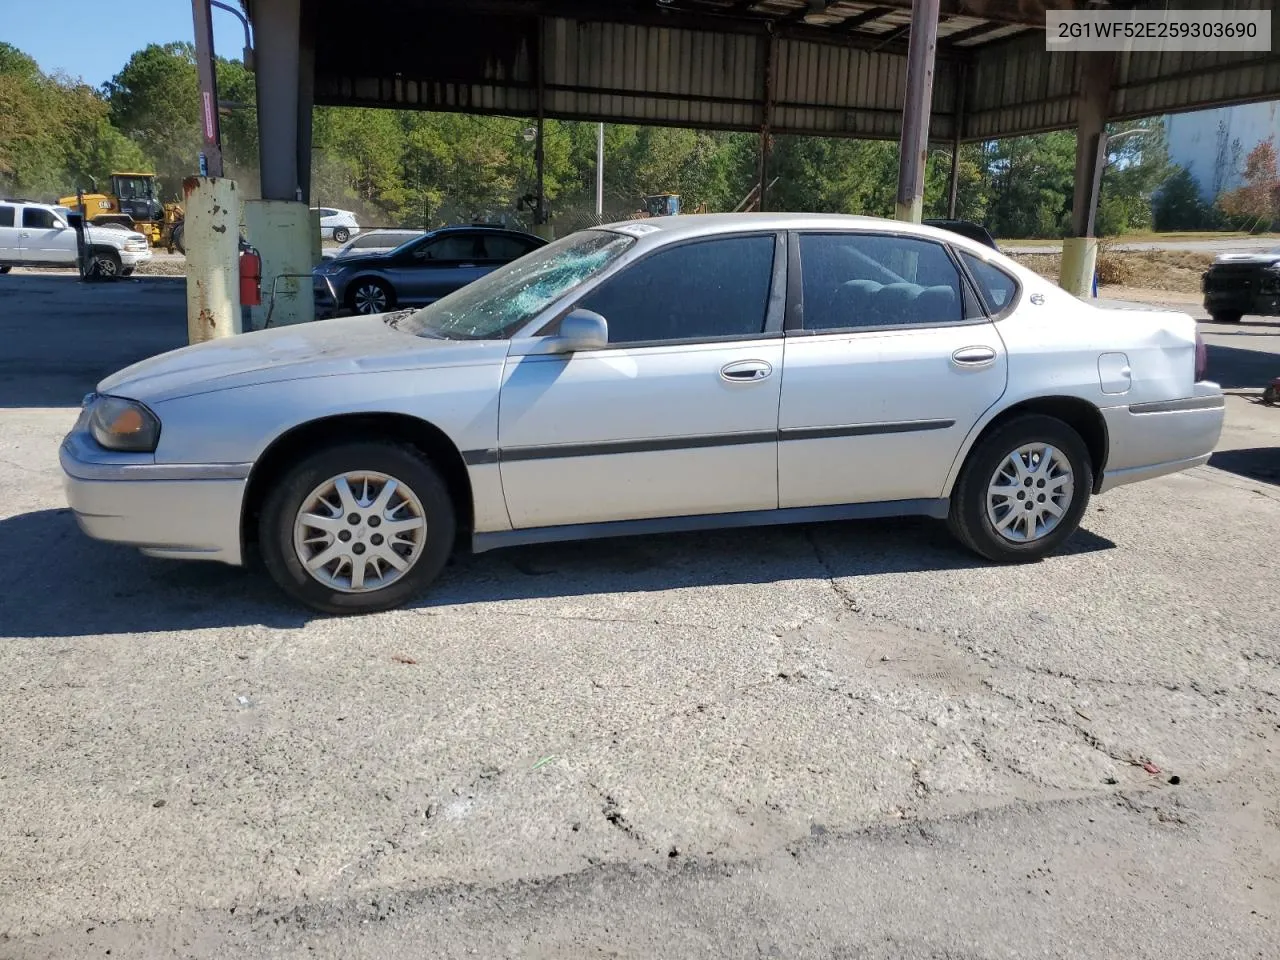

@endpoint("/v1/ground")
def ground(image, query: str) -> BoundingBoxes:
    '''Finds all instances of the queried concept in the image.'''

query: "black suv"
[1201,248,1280,323]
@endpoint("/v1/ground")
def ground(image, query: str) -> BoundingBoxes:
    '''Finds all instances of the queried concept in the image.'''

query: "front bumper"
[60,428,250,565]
[120,247,153,267]
[1098,384,1226,494]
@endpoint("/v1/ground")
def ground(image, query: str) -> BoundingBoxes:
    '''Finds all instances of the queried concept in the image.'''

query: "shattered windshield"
[397,230,634,340]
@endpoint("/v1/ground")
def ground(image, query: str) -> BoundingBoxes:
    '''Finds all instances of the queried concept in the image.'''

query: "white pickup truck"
[0,199,152,278]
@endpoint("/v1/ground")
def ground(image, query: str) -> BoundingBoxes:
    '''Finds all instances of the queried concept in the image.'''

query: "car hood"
[316,252,390,271]
[1211,251,1280,266]
[98,315,507,404]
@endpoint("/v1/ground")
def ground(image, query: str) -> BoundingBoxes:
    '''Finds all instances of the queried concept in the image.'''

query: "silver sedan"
[62,214,1225,613]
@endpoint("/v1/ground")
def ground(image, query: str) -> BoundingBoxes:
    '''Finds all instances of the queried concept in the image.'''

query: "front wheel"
[0,265,10,275]
[332,226,351,244]
[948,414,1093,563]
[1263,384,1280,406]
[259,442,456,614]
[1211,311,1242,324]
[348,277,395,315]
[90,249,122,280]
[170,221,185,255]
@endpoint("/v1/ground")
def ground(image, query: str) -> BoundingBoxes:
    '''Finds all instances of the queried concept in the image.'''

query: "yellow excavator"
[58,172,186,252]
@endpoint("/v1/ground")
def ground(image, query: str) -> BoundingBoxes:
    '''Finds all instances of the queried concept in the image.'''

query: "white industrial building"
[1166,101,1280,203]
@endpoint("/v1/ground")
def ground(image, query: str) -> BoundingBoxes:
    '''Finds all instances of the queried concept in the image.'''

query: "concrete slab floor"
[0,273,1277,959]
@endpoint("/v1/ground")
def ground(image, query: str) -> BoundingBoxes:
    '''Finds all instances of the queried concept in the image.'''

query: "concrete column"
[1061,51,1116,299]
[182,177,241,344]
[895,0,941,223]
[244,200,314,329]
[254,0,301,201]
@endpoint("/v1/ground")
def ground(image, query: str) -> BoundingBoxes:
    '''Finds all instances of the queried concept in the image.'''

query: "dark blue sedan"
[313,225,546,316]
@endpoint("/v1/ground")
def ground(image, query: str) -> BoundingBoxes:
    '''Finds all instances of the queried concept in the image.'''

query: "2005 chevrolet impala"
[62,214,1224,613]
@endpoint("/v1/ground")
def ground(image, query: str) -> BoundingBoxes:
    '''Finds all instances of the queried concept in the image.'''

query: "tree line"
[1,40,1270,238]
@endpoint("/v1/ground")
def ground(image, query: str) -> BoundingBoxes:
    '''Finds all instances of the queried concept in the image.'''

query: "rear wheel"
[1263,384,1280,406]
[348,277,395,315]
[0,265,10,275]
[948,414,1093,563]
[1211,311,1242,324]
[259,442,456,614]
[170,221,185,255]
[333,226,351,244]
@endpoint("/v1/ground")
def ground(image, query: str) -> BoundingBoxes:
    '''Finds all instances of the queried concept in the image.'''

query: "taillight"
[1194,329,1207,381]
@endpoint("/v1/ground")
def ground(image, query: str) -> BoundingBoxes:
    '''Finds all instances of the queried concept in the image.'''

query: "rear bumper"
[1098,385,1225,493]
[60,429,248,565]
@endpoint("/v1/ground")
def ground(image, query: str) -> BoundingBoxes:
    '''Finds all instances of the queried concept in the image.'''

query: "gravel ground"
[0,274,1278,959]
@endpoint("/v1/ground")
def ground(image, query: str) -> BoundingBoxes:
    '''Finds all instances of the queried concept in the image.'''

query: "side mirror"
[547,309,608,353]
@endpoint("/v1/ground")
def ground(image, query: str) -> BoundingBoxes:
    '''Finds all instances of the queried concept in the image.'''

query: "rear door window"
[0,206,13,227]
[481,234,538,261]
[798,233,967,331]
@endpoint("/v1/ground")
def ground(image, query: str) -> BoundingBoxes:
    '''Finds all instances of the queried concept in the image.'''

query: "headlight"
[88,395,161,452]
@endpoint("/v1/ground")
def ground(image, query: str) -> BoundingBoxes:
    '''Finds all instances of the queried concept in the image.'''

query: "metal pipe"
[894,0,941,223]
[595,123,604,218]
[947,65,965,219]
[210,0,253,67]
[757,28,776,213]
[191,0,224,178]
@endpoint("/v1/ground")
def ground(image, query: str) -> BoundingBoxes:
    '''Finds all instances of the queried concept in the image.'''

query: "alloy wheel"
[292,471,427,592]
[353,283,387,314]
[985,443,1074,544]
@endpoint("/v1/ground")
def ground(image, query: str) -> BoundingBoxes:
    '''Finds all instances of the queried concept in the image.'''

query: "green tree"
[1153,166,1217,231]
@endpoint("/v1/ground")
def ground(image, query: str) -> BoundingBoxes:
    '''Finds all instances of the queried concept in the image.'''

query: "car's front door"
[778,231,1008,508]
[393,233,490,304]
[498,233,786,529]
[20,207,74,263]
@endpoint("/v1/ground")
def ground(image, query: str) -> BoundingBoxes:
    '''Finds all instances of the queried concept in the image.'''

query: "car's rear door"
[497,232,786,529]
[778,231,1007,508]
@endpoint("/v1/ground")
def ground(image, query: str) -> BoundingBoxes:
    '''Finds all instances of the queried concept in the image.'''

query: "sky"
[2,0,248,87]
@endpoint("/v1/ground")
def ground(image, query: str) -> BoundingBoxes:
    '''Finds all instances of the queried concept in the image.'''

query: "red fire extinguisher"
[239,244,262,307]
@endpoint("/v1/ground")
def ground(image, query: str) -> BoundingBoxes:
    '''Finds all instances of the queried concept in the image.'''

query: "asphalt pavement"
[0,272,1277,959]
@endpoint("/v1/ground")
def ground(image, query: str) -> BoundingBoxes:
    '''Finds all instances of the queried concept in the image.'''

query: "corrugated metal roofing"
[309,0,1280,143]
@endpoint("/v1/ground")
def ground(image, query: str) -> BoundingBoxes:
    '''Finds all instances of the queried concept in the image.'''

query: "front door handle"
[720,359,773,382]
[952,345,997,367]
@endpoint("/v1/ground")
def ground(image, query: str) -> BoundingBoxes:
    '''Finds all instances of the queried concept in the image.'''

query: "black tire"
[347,277,395,315]
[333,226,351,244]
[948,414,1093,563]
[90,248,122,280]
[1263,384,1280,406]
[171,221,185,255]
[1211,311,1242,324]
[258,442,456,614]
[0,265,10,274]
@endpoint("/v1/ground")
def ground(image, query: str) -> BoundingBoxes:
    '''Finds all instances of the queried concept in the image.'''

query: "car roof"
[596,212,997,255]
[428,224,541,238]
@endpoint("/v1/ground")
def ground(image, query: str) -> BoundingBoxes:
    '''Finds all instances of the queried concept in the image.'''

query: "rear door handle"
[720,359,773,382]
[952,345,997,367]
